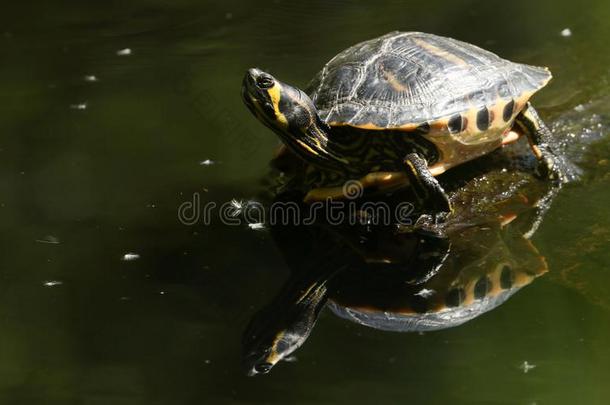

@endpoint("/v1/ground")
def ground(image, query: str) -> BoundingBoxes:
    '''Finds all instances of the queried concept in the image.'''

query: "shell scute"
[308,32,552,130]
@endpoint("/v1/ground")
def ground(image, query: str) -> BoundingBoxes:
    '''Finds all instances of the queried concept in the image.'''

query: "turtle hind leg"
[515,103,569,184]
[404,153,452,220]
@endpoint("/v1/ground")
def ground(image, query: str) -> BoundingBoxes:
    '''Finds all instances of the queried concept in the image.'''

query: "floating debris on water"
[284,355,298,363]
[228,199,244,217]
[43,280,63,287]
[116,48,132,56]
[415,288,435,298]
[70,102,87,110]
[248,222,265,230]
[573,104,586,112]
[520,360,536,373]
[84,75,98,82]
[199,159,216,166]
[36,235,60,244]
[560,28,572,37]
[122,252,140,261]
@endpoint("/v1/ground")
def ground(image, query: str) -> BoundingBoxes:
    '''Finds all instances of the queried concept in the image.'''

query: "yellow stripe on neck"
[267,83,288,127]
[297,139,319,156]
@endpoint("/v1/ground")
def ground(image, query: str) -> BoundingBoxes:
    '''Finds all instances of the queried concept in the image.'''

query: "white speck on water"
[122,252,140,261]
[415,288,435,298]
[35,235,60,244]
[43,280,63,287]
[560,28,572,37]
[146,203,156,208]
[84,75,98,82]
[204,359,211,364]
[116,48,132,56]
[228,199,244,217]
[284,355,298,363]
[248,222,265,230]
[70,102,87,110]
[159,291,166,295]
[199,159,216,166]
[574,104,586,112]
[520,360,536,373]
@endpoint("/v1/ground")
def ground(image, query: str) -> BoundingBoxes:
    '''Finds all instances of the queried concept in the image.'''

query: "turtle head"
[241,319,307,377]
[242,68,347,168]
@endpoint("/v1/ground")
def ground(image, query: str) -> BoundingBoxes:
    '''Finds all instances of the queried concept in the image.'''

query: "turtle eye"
[254,363,273,374]
[256,75,275,89]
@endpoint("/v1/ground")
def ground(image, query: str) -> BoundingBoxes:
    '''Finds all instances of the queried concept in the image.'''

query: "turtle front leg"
[403,153,452,221]
[515,102,568,184]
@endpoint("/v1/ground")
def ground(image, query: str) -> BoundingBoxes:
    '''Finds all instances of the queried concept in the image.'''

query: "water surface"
[1,0,610,403]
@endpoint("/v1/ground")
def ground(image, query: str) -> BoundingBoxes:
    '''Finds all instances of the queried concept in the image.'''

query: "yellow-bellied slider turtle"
[242,169,551,375]
[242,31,566,216]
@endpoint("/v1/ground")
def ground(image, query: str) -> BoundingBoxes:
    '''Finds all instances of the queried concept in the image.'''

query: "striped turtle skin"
[308,31,551,136]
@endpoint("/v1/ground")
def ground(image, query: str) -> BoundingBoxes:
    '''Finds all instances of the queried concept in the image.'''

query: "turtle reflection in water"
[242,168,551,376]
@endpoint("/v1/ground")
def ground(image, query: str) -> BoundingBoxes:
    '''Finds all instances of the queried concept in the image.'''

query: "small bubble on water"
[43,280,63,287]
[560,28,572,37]
[248,222,265,230]
[116,48,132,56]
[70,102,87,110]
[36,235,60,244]
[84,75,98,82]
[122,252,140,261]
[519,360,536,373]
[199,159,216,166]
[415,288,435,298]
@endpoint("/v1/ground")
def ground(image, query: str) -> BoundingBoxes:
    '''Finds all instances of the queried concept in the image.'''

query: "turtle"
[241,31,566,217]
[241,168,553,376]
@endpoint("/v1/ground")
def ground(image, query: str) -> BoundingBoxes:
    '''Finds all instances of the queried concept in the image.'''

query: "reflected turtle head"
[241,273,329,376]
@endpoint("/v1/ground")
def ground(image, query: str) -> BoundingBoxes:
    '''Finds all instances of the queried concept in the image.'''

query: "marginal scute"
[503,99,515,122]
[416,122,431,134]
[445,288,465,308]
[474,276,492,299]
[500,265,514,289]
[307,31,552,130]
[448,114,463,134]
[476,107,490,131]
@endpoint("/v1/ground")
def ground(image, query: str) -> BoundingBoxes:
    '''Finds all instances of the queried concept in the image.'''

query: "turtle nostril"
[254,363,273,374]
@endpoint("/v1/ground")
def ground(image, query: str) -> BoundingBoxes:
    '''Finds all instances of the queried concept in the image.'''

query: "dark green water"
[1,0,610,403]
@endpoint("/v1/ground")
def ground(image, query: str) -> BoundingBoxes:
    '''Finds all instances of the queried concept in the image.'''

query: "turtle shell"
[308,31,552,130]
